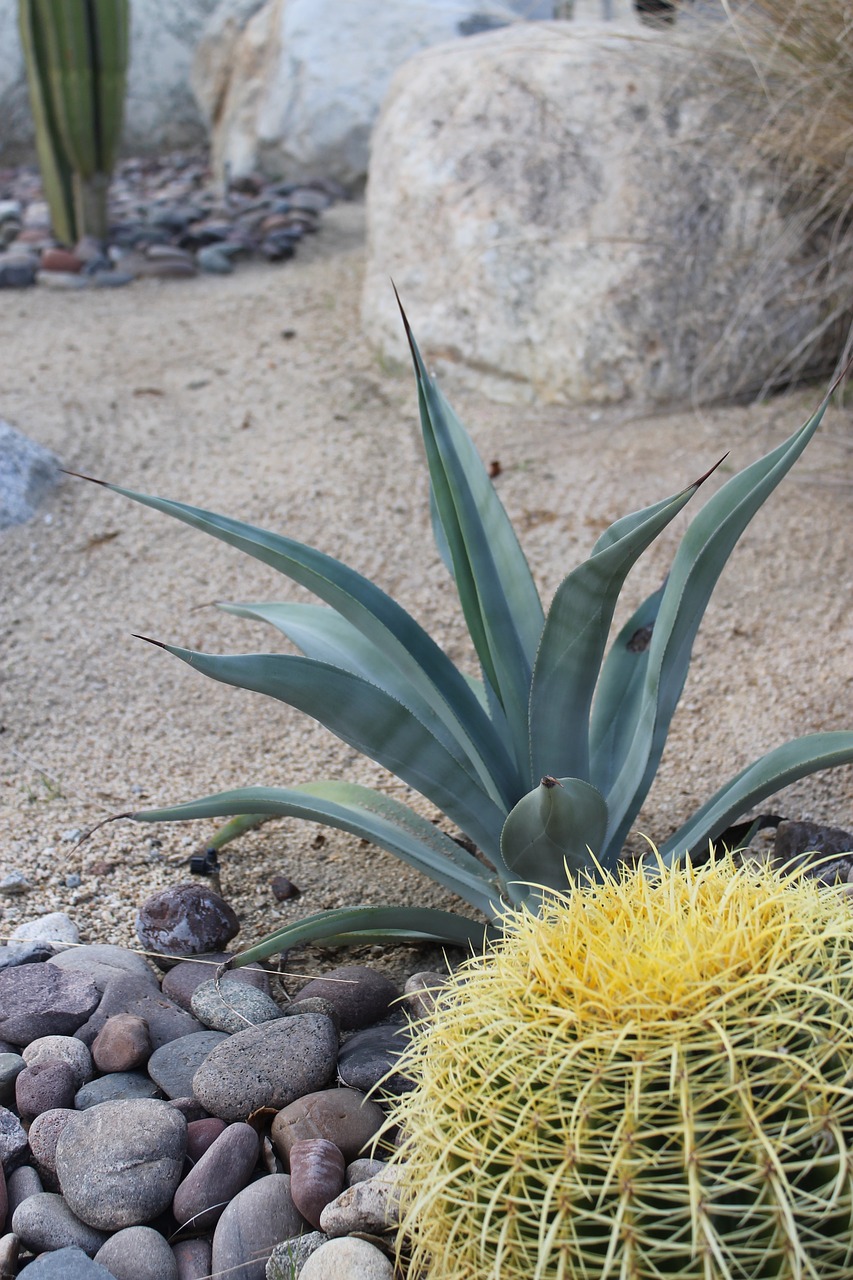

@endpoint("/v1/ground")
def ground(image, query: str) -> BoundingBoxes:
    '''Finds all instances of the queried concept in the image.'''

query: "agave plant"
[89,305,853,962]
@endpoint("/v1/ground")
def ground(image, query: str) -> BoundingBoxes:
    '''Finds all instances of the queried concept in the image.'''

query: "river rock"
[55,1099,187,1230]
[91,1013,152,1072]
[293,966,398,1030]
[7,912,79,958]
[11,1246,115,1277]
[11,1190,109,1255]
[74,1071,162,1109]
[16,1060,78,1119]
[346,1157,388,1186]
[298,1236,394,1280]
[265,1230,326,1278]
[23,1034,94,1087]
[402,969,448,1020]
[0,1105,28,1169]
[0,964,96,1045]
[0,1053,24,1103]
[270,1088,385,1165]
[190,975,282,1033]
[211,1174,306,1280]
[136,884,240,960]
[161,953,269,1011]
[147,1030,229,1099]
[186,1116,226,1161]
[336,1022,412,1094]
[288,1138,345,1229]
[192,1014,337,1121]
[173,1120,259,1230]
[27,1107,76,1178]
[318,1166,403,1237]
[49,944,160,992]
[173,1237,213,1280]
[74,972,203,1049]
[94,1225,180,1280]
[0,1233,17,1276]
[7,1162,42,1215]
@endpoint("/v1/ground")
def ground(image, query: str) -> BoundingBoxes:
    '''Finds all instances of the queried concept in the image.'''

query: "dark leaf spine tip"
[541,776,561,788]
[692,454,729,488]
[61,468,110,486]
[132,634,170,651]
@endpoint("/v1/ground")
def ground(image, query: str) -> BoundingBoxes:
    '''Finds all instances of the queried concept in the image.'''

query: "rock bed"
[0,882,447,1279]
[0,153,346,290]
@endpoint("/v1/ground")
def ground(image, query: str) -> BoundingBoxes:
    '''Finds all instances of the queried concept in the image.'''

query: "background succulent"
[19,0,129,245]
[88,305,853,961]
[389,853,853,1280]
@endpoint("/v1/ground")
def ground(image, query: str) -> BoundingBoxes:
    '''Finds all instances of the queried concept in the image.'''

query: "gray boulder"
[363,20,846,407]
[0,421,60,530]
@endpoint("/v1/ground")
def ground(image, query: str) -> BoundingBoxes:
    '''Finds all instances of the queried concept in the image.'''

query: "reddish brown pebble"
[186,1117,227,1163]
[89,861,115,877]
[40,247,83,273]
[270,875,299,902]
[289,1137,345,1229]
[91,1013,152,1073]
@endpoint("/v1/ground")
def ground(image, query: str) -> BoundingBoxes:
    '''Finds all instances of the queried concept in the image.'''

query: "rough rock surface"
[192,0,551,187]
[363,20,846,407]
[0,420,60,531]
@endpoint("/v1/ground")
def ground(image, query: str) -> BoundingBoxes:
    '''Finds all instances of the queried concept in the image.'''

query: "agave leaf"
[588,581,667,797]
[529,474,713,782]
[91,478,520,808]
[142,640,508,860]
[230,906,493,967]
[659,733,853,862]
[131,780,502,916]
[219,600,505,804]
[501,776,609,900]
[399,302,543,780]
[602,394,833,854]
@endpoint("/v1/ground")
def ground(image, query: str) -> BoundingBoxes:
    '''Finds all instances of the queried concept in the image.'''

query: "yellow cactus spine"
[390,853,853,1280]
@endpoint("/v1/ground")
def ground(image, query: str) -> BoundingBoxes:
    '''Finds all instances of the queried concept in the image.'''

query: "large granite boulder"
[0,0,221,163]
[362,19,844,407]
[192,0,554,189]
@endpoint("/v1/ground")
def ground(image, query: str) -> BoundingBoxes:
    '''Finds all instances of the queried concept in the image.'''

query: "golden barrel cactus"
[390,854,853,1279]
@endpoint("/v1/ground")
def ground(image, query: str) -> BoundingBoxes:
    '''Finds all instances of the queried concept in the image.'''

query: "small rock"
[173,1120,259,1231]
[94,1225,180,1280]
[11,1245,115,1277]
[12,1190,109,1255]
[0,1053,25,1104]
[282,998,340,1033]
[55,1099,187,1230]
[346,1157,388,1186]
[16,1060,77,1119]
[319,1166,403,1238]
[74,971,202,1049]
[190,976,282,1034]
[91,1013,152,1073]
[8,913,79,957]
[298,1237,394,1280]
[293,966,399,1031]
[0,260,36,288]
[185,1116,226,1162]
[91,268,135,288]
[211,1174,306,1280]
[403,970,448,1020]
[0,964,98,1045]
[775,821,853,873]
[0,1233,18,1276]
[271,1089,385,1166]
[0,1106,28,1170]
[48,944,159,992]
[289,1139,345,1229]
[74,1071,162,1109]
[40,247,83,273]
[27,1107,76,1178]
[172,1237,212,1280]
[192,1014,337,1122]
[196,244,234,274]
[337,1023,413,1095]
[270,875,299,902]
[7,1163,43,1216]
[23,1035,94,1087]
[161,953,269,1012]
[147,1030,228,1100]
[265,1231,326,1279]
[135,885,240,962]
[36,269,89,289]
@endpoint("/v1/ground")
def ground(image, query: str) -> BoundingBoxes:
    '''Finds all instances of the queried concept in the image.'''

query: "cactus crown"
[390,854,853,1280]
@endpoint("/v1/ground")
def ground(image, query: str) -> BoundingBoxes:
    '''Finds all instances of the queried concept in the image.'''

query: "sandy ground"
[1,200,852,989]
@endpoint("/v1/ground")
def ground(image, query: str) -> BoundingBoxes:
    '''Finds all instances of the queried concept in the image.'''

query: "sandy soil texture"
[1,201,852,987]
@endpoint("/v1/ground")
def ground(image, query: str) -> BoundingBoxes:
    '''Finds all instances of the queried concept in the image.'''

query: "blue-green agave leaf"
[398,302,543,779]
[602,394,833,854]
[501,776,609,900]
[140,639,507,860]
[231,906,494,966]
[659,733,853,862]
[89,478,521,808]
[219,600,505,805]
[588,581,667,797]
[529,472,714,782]
[131,780,502,916]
